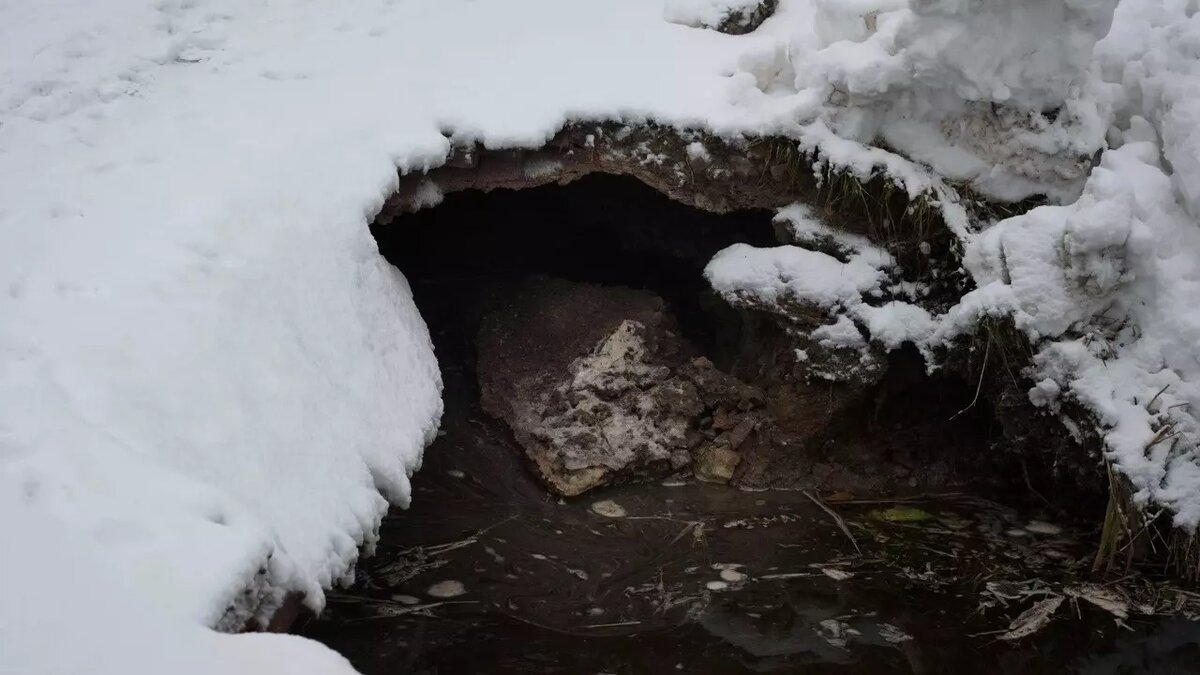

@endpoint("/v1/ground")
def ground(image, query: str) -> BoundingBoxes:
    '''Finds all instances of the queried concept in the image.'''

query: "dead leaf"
[999,596,1063,641]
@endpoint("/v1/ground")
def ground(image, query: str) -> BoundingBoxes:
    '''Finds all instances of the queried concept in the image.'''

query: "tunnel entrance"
[372,172,1017,499]
[299,172,1176,675]
[379,173,776,374]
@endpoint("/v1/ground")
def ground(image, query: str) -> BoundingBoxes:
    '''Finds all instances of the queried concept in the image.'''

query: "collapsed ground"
[303,173,1199,673]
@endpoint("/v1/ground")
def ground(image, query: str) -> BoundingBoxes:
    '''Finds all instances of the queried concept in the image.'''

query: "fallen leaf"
[1000,596,1063,640]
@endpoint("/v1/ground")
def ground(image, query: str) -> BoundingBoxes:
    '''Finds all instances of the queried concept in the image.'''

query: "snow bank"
[712,0,1200,529]
[950,1,1200,526]
[4,0,1200,670]
[706,207,934,380]
[0,0,896,670]
[2,489,362,675]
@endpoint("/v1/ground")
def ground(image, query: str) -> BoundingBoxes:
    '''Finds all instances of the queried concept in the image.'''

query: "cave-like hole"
[301,171,1137,675]
[379,173,776,375]
[374,172,1013,497]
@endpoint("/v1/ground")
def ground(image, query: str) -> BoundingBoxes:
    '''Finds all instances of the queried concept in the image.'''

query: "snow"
[706,242,891,311]
[708,0,1200,528]
[1,488,361,675]
[4,0,1200,671]
[665,0,770,31]
[706,204,933,357]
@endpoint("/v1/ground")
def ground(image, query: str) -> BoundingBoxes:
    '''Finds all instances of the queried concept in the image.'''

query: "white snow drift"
[2,0,1199,673]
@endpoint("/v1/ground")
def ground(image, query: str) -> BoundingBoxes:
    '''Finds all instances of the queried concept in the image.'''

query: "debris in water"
[871,506,934,523]
[483,545,505,564]
[999,596,1063,640]
[447,469,466,479]
[390,594,420,605]
[1064,583,1129,619]
[706,580,729,591]
[760,571,817,580]
[817,619,861,648]
[1024,520,1063,536]
[426,580,467,598]
[822,568,855,581]
[719,568,747,583]
[591,500,627,518]
[804,490,862,554]
[878,623,913,644]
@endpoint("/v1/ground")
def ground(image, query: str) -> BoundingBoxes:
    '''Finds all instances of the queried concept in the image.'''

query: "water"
[303,371,1200,674]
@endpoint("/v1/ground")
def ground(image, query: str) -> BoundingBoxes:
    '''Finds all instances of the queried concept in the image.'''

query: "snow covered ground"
[2,0,1199,672]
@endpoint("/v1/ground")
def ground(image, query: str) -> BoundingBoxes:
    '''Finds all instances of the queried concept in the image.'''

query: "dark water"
[306,175,1200,674]
[302,368,1200,675]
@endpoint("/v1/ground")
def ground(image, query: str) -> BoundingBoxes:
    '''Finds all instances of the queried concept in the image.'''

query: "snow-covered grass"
[708,0,1200,551]
[3,0,1200,671]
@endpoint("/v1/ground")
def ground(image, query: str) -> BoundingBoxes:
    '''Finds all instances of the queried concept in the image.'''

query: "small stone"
[426,580,466,598]
[719,568,747,583]
[727,417,756,450]
[447,469,465,479]
[693,442,741,483]
[391,594,420,605]
[1006,528,1030,538]
[1025,520,1063,535]
[706,580,729,591]
[712,408,737,430]
[591,499,627,518]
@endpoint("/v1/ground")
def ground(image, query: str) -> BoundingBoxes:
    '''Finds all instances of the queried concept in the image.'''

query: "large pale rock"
[477,279,761,496]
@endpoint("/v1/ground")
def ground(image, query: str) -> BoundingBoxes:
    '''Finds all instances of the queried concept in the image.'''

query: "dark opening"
[375,173,777,373]
[373,172,1017,499]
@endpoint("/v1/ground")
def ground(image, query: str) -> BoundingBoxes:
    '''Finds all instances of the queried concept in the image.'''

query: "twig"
[1021,459,1051,505]
[581,620,641,629]
[804,490,862,555]
[1147,384,1170,411]
[760,572,819,580]
[950,338,989,421]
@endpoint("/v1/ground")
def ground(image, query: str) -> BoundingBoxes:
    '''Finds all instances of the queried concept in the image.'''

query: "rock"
[719,568,747,583]
[590,500,627,518]
[713,0,778,35]
[664,0,778,35]
[478,279,763,496]
[693,441,741,483]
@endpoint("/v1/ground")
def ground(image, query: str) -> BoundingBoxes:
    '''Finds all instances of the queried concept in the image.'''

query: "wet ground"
[305,176,1200,672]
[303,365,1200,674]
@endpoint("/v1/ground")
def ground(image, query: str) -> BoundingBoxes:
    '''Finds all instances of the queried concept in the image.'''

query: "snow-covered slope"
[3,0,1199,672]
[0,0,851,670]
